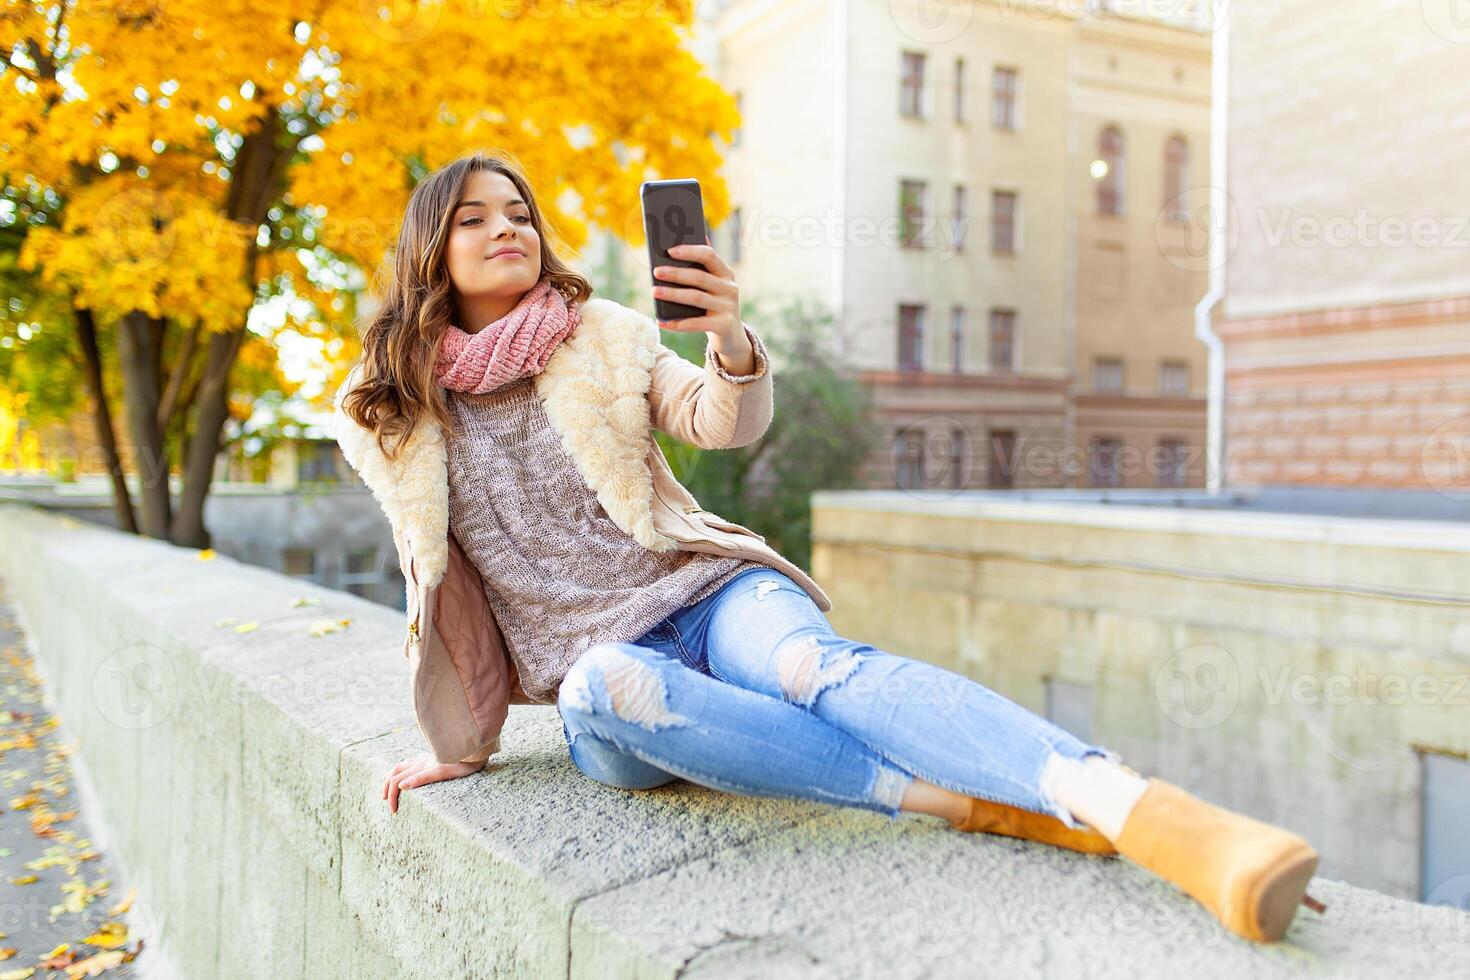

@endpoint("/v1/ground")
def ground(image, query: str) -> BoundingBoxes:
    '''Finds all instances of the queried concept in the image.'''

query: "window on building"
[342,548,380,600]
[282,548,318,582]
[1044,677,1094,741]
[1420,751,1470,903]
[949,426,967,489]
[1093,357,1125,394]
[1164,135,1189,221]
[1159,360,1190,395]
[297,441,341,483]
[900,52,926,117]
[1097,125,1126,216]
[1155,438,1188,488]
[992,66,1018,129]
[950,307,966,372]
[899,180,928,248]
[989,309,1016,372]
[954,57,966,123]
[895,428,926,489]
[952,184,967,251]
[988,429,1017,489]
[1089,436,1124,488]
[992,190,1018,253]
[898,304,925,370]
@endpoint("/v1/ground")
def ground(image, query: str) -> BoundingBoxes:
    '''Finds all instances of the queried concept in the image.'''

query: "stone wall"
[1,500,1462,976]
[812,490,1470,899]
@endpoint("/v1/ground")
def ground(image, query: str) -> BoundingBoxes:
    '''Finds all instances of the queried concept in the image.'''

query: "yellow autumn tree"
[1,0,737,544]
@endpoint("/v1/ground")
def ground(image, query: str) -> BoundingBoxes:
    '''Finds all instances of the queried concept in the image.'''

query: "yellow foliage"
[4,0,741,373]
[17,176,253,333]
[0,392,44,473]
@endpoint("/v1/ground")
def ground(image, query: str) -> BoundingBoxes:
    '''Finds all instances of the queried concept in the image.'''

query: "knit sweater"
[442,375,764,705]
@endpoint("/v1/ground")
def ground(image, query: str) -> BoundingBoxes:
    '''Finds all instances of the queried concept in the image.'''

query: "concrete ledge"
[0,502,1463,977]
[812,489,1470,600]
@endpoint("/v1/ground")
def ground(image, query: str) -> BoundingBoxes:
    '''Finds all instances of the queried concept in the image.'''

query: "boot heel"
[1253,848,1319,942]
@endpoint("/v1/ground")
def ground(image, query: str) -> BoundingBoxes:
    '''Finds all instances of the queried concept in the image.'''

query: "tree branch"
[157,323,200,431]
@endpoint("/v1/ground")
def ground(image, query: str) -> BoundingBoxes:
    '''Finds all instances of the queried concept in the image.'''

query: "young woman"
[335,152,1322,944]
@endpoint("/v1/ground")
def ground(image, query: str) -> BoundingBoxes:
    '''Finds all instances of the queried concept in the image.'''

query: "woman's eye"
[460,215,529,226]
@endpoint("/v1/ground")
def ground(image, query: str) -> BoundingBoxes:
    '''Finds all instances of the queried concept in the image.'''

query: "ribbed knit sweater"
[442,375,763,705]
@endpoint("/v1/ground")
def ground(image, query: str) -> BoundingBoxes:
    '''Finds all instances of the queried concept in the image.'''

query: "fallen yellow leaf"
[82,922,127,949]
[64,949,124,978]
[308,618,351,638]
[108,887,137,916]
[197,549,216,560]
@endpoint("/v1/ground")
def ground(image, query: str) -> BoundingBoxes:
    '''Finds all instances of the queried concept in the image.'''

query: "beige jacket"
[331,297,832,765]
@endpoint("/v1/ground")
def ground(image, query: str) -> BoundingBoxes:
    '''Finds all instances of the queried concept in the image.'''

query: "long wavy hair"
[341,151,593,462]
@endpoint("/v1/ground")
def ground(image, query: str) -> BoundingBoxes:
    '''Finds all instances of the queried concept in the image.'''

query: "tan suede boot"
[949,796,1118,856]
[1114,779,1321,942]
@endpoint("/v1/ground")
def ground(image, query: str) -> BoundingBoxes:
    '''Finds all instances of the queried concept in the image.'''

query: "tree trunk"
[117,310,171,538]
[169,107,293,547]
[170,324,245,547]
[75,306,138,534]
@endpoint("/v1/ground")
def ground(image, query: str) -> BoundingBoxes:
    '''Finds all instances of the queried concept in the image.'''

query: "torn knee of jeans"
[558,662,595,715]
[753,578,781,601]
[574,643,693,732]
[775,635,864,707]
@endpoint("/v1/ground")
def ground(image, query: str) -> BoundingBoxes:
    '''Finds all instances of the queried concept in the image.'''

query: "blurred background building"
[596,0,1213,493]
[1209,2,1470,494]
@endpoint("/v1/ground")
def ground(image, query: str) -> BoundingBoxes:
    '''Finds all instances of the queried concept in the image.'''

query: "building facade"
[673,0,1213,492]
[1211,1,1470,493]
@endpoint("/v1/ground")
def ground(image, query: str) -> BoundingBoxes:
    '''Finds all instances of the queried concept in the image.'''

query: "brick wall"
[1220,297,1470,492]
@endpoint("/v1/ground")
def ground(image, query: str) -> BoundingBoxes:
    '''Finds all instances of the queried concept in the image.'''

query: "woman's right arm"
[382,753,486,814]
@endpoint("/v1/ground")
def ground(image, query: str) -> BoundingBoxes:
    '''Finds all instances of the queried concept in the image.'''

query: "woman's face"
[444,170,542,322]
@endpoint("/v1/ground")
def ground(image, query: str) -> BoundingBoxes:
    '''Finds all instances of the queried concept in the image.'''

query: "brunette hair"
[340,151,592,461]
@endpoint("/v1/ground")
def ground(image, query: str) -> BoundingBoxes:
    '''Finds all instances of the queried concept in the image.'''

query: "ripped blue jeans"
[556,566,1109,823]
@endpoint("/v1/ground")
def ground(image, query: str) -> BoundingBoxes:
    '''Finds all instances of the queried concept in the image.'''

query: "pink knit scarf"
[434,279,581,392]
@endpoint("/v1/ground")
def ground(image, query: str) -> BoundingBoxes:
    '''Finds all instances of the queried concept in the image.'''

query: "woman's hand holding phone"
[652,234,756,375]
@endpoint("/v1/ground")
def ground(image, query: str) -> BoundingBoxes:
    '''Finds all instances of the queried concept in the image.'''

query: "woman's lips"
[489,251,525,260]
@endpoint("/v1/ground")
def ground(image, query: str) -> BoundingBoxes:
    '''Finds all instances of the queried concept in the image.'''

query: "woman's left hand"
[652,233,741,344]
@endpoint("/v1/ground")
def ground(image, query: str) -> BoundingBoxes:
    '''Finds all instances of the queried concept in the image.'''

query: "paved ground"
[0,576,145,977]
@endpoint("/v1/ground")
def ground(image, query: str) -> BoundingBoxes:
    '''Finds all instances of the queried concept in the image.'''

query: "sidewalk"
[0,576,146,978]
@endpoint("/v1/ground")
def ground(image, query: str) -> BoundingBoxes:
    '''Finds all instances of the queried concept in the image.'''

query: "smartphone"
[640,178,709,322]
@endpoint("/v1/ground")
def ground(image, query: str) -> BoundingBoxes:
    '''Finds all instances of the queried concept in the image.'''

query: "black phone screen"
[641,178,708,321]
